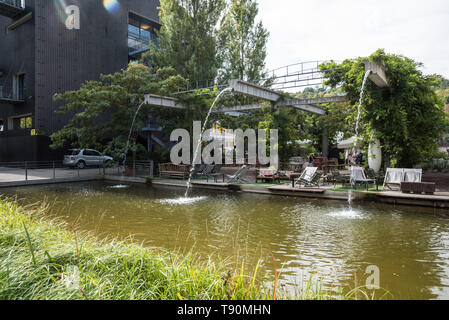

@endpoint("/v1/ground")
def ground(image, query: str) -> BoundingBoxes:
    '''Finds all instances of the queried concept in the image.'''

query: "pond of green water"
[3,182,449,299]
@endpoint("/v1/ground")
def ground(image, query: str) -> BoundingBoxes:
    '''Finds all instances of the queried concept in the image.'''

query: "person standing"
[339,151,345,165]
[348,153,353,165]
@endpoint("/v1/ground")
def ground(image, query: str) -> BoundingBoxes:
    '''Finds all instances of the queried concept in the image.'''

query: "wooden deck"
[268,184,326,193]
[377,191,449,208]
[148,178,449,209]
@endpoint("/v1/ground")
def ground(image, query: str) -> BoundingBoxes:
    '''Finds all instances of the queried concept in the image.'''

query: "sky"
[258,0,449,78]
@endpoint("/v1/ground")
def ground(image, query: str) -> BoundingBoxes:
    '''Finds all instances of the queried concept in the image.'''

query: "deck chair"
[211,164,223,174]
[295,167,319,188]
[256,168,281,184]
[226,165,250,184]
[403,169,422,183]
[308,172,323,188]
[328,170,350,187]
[383,168,405,190]
[194,164,215,179]
[350,167,377,190]
[191,164,206,178]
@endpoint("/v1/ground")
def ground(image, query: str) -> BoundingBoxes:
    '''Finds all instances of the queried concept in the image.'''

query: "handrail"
[0,85,26,102]
[0,159,155,182]
[0,0,25,10]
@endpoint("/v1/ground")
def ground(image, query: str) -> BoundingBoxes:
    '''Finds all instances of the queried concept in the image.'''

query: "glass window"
[128,24,140,38]
[13,116,32,130]
[141,29,150,41]
[20,117,32,129]
[65,149,80,156]
[84,150,101,156]
[128,13,160,58]
[83,150,93,156]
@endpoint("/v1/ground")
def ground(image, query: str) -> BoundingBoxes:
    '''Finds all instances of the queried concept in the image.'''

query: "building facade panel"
[0,0,160,162]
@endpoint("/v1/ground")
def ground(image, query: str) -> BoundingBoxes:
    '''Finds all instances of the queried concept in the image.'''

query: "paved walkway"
[0,167,106,183]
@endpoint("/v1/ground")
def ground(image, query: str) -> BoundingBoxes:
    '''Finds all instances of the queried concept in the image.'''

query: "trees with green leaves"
[291,87,354,152]
[143,0,225,86]
[51,0,274,163]
[432,75,449,105]
[50,64,186,160]
[321,49,448,167]
[218,0,269,83]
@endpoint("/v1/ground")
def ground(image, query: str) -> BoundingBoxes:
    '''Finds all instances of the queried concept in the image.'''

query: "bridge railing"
[0,160,155,184]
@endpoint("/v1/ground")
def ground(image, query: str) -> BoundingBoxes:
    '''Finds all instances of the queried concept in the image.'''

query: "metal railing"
[0,160,154,184]
[0,85,26,102]
[0,0,25,9]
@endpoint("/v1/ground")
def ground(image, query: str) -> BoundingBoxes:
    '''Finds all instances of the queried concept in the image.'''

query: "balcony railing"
[0,0,25,18]
[0,0,24,9]
[128,32,159,57]
[0,85,26,103]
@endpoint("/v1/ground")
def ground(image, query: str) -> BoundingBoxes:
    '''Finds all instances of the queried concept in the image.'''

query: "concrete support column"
[322,128,329,158]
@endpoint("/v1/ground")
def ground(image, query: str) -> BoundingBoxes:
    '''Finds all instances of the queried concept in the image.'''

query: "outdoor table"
[289,173,302,188]
[322,165,341,174]
[207,173,225,183]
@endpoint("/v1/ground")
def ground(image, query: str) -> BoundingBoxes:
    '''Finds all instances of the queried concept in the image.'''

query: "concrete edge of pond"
[2,175,449,210]
[141,177,449,210]
[0,176,103,188]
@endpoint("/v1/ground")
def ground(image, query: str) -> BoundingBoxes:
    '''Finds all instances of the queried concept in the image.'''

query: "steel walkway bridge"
[142,61,388,157]
[144,61,354,116]
[143,60,388,116]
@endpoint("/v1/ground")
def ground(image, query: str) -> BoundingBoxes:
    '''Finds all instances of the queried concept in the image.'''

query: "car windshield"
[65,149,80,156]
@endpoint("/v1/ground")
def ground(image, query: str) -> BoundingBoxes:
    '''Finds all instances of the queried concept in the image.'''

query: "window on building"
[0,119,4,132]
[12,116,32,130]
[13,73,25,101]
[128,12,160,60]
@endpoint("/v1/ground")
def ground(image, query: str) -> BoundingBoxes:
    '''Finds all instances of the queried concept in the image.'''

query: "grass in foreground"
[0,197,387,300]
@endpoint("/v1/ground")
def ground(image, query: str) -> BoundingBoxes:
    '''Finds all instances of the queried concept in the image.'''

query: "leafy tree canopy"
[320,49,448,167]
[218,0,269,83]
[142,0,225,87]
[50,64,187,160]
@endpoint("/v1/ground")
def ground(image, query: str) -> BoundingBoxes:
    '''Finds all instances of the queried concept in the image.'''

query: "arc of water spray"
[122,100,146,169]
[185,87,234,197]
[354,70,372,146]
[349,70,371,206]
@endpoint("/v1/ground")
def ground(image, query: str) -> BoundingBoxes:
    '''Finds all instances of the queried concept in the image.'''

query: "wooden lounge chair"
[191,164,206,178]
[327,170,350,187]
[383,168,404,190]
[366,168,385,187]
[295,167,320,188]
[205,164,225,183]
[350,167,377,190]
[256,168,281,184]
[194,164,215,179]
[226,165,250,184]
[297,172,322,188]
[403,169,422,183]
[383,168,422,191]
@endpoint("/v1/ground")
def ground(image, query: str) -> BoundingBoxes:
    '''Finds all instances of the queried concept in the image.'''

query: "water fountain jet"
[122,100,146,172]
[184,87,234,198]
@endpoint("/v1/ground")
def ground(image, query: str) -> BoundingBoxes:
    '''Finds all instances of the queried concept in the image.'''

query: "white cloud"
[258,0,449,77]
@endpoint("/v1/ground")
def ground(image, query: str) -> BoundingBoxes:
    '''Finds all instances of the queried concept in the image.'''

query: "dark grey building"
[0,0,160,162]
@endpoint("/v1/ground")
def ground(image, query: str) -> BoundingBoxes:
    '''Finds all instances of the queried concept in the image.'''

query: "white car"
[63,149,113,169]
